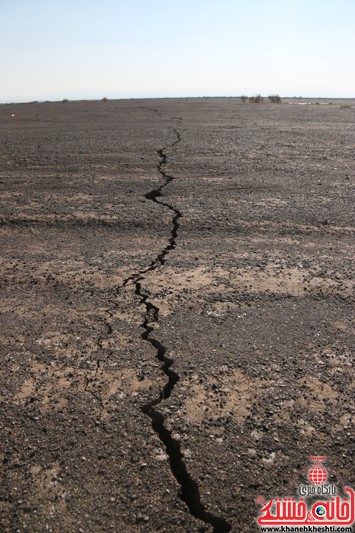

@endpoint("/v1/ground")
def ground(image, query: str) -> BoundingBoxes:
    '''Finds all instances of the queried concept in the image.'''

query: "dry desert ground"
[0,97,354,532]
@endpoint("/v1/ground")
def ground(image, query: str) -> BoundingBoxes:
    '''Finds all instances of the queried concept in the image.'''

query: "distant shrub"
[248,94,263,103]
[102,97,109,102]
[268,94,282,103]
[62,98,69,103]
[241,95,247,103]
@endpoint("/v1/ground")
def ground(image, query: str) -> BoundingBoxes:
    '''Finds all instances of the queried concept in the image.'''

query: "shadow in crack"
[121,129,231,532]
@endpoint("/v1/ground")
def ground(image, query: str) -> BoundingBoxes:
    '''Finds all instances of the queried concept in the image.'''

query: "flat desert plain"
[0,98,354,532]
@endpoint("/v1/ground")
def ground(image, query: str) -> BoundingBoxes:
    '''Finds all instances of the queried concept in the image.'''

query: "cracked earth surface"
[0,98,354,532]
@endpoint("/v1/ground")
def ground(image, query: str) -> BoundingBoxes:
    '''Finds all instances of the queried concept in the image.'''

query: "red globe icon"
[309,465,327,485]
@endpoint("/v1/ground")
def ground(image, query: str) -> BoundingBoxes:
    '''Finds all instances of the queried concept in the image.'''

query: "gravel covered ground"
[0,97,354,532]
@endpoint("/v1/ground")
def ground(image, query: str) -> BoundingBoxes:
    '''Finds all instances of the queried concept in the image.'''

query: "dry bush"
[241,95,247,103]
[248,94,263,103]
[102,97,109,102]
[268,94,281,103]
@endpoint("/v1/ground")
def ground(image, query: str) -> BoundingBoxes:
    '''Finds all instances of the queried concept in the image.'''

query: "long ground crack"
[121,129,231,532]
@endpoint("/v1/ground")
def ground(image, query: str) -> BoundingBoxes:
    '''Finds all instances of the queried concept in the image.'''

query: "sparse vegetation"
[248,94,263,103]
[268,94,282,103]
[102,97,109,102]
[241,95,247,103]
[62,98,68,103]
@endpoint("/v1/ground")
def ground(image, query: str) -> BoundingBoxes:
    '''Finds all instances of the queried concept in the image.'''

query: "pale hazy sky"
[1,0,354,102]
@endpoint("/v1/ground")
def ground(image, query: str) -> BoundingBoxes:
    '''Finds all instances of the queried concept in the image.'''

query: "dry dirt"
[0,97,354,532]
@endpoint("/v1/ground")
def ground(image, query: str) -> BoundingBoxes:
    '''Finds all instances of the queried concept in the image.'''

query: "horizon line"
[1,95,354,106]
